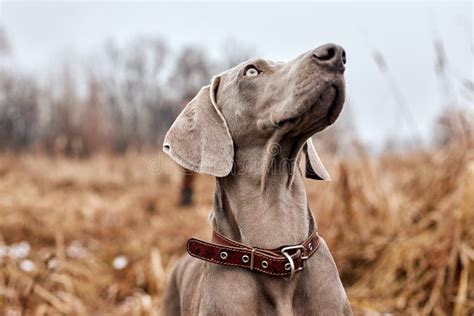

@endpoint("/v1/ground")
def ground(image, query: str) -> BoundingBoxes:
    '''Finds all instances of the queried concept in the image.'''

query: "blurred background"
[0,1,472,315]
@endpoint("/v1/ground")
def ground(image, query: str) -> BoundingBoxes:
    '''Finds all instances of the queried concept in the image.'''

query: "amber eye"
[244,66,259,77]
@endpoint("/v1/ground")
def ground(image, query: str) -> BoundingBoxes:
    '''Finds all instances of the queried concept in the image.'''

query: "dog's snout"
[312,44,346,72]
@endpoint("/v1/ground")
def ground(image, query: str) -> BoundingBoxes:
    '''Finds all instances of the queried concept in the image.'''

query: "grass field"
[0,141,473,315]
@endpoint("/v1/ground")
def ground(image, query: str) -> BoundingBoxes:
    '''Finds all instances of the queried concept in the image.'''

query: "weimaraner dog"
[161,44,351,315]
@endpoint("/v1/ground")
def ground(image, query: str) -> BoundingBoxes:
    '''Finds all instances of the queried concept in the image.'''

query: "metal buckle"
[281,245,306,279]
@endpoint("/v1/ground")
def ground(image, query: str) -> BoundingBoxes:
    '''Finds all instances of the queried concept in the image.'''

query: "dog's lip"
[326,85,342,125]
[275,84,343,128]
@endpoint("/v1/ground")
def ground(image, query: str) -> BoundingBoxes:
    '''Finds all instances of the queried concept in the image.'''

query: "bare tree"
[0,26,11,57]
[168,46,212,103]
[0,27,40,152]
[39,65,84,156]
[0,30,259,154]
[0,72,39,151]
[78,74,112,155]
[95,37,168,152]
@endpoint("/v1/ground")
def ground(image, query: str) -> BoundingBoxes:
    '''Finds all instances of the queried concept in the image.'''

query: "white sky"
[1,1,472,148]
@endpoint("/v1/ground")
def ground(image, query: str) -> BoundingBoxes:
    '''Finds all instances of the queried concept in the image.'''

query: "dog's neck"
[211,137,312,249]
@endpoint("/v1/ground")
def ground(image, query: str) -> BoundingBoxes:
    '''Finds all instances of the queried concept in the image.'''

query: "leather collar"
[187,227,320,278]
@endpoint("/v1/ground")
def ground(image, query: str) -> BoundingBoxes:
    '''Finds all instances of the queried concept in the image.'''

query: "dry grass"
[0,142,473,315]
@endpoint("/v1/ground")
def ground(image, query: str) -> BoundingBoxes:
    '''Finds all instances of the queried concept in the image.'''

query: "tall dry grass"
[0,138,473,315]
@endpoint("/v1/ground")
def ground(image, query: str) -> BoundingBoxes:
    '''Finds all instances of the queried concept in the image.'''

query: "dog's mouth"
[275,83,344,133]
[322,85,343,125]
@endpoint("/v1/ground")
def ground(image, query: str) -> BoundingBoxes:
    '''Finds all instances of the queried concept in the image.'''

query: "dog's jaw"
[273,79,345,138]
[326,83,345,125]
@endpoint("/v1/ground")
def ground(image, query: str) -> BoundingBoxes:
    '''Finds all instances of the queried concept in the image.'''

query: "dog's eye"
[244,66,259,77]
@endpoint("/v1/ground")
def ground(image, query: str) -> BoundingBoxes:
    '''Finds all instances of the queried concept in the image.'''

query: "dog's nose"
[312,44,346,72]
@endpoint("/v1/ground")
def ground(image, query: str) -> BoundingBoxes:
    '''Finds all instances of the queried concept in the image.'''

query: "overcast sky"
[1,1,472,148]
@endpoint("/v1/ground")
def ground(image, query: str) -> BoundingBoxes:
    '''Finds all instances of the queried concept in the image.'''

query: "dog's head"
[163,44,346,180]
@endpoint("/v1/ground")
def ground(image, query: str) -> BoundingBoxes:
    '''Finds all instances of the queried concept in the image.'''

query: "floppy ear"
[304,136,331,181]
[163,77,234,177]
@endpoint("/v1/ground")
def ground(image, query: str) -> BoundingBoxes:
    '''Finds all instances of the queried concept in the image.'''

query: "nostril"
[313,47,336,61]
[342,50,347,65]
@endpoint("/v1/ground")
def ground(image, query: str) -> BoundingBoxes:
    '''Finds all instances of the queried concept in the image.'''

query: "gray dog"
[161,44,352,315]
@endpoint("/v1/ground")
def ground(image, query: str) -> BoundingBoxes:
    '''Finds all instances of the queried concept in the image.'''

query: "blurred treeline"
[0,26,472,157]
[0,27,254,156]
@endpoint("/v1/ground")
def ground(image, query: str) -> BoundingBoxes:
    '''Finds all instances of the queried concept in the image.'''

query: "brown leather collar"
[187,228,320,278]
